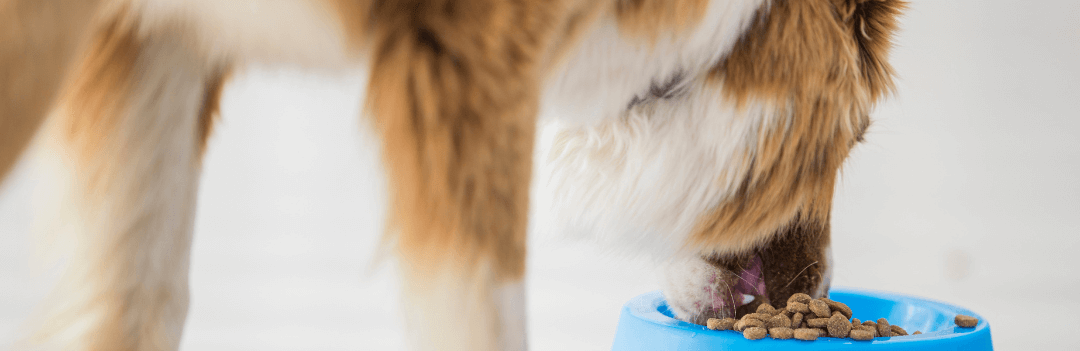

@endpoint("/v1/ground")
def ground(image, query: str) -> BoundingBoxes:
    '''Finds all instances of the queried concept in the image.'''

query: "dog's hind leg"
[0,0,105,185]
[28,9,228,351]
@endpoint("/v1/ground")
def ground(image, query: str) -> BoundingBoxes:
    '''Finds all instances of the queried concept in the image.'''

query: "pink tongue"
[711,255,767,316]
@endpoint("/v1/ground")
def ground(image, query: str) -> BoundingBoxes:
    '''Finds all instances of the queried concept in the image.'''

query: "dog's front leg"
[27,8,229,351]
[363,1,575,349]
[0,0,104,183]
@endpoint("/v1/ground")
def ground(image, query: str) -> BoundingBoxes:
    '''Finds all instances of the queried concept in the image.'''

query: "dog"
[0,0,903,349]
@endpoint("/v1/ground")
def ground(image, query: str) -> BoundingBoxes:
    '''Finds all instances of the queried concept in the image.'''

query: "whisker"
[782,261,819,290]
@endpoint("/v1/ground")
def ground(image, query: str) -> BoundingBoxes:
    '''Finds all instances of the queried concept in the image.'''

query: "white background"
[2,1,1078,350]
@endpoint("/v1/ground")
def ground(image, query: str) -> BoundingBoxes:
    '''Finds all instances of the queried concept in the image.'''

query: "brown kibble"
[736,318,764,331]
[890,325,908,336]
[854,324,878,337]
[821,298,854,319]
[787,302,810,314]
[807,318,830,328]
[913,331,923,335]
[955,314,979,328]
[707,318,736,331]
[863,320,877,327]
[850,329,875,341]
[742,313,770,322]
[851,318,861,326]
[791,312,804,327]
[766,314,792,328]
[827,313,852,338]
[788,293,812,305]
[793,328,819,341]
[757,303,777,315]
[876,318,893,337]
[743,327,768,340]
[769,327,794,339]
[809,300,832,318]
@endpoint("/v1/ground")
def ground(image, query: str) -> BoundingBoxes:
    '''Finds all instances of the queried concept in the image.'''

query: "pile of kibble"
[706,293,980,341]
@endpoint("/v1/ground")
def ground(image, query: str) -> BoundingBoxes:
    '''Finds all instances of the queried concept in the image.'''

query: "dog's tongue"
[710,255,767,317]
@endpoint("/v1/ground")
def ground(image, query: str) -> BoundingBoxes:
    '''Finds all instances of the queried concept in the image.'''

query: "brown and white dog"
[0,0,903,350]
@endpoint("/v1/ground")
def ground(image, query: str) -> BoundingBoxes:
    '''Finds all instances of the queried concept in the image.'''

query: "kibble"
[807,318,830,328]
[734,318,764,331]
[757,303,778,315]
[787,302,811,314]
[743,313,771,322]
[854,324,878,337]
[827,313,851,338]
[793,328,819,341]
[876,318,893,337]
[821,298,853,319]
[743,327,768,340]
[765,314,792,328]
[788,293,812,305]
[708,295,943,342]
[955,314,979,328]
[769,327,794,339]
[809,300,832,318]
[849,329,875,341]
[707,318,736,331]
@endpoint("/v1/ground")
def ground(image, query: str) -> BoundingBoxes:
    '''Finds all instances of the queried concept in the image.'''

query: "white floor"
[2,1,1079,350]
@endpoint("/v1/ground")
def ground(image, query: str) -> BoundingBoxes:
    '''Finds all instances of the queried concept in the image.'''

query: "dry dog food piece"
[876,318,893,337]
[787,302,811,314]
[809,300,832,318]
[788,293,812,305]
[769,327,795,339]
[791,312,804,327]
[827,314,852,338]
[793,328,819,341]
[715,297,927,341]
[765,314,792,328]
[734,318,765,331]
[913,331,923,335]
[955,314,979,327]
[743,327,768,340]
[850,329,875,341]
[742,313,771,322]
[757,303,778,315]
[806,318,830,328]
[853,324,878,337]
[821,298,854,319]
[707,318,736,331]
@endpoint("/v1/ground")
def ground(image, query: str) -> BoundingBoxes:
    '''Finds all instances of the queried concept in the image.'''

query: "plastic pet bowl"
[611,288,992,350]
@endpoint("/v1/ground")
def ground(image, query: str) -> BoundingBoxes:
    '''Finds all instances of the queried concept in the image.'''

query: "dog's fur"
[0,0,903,350]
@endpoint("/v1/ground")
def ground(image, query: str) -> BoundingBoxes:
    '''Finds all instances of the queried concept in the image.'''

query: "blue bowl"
[611,288,993,350]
